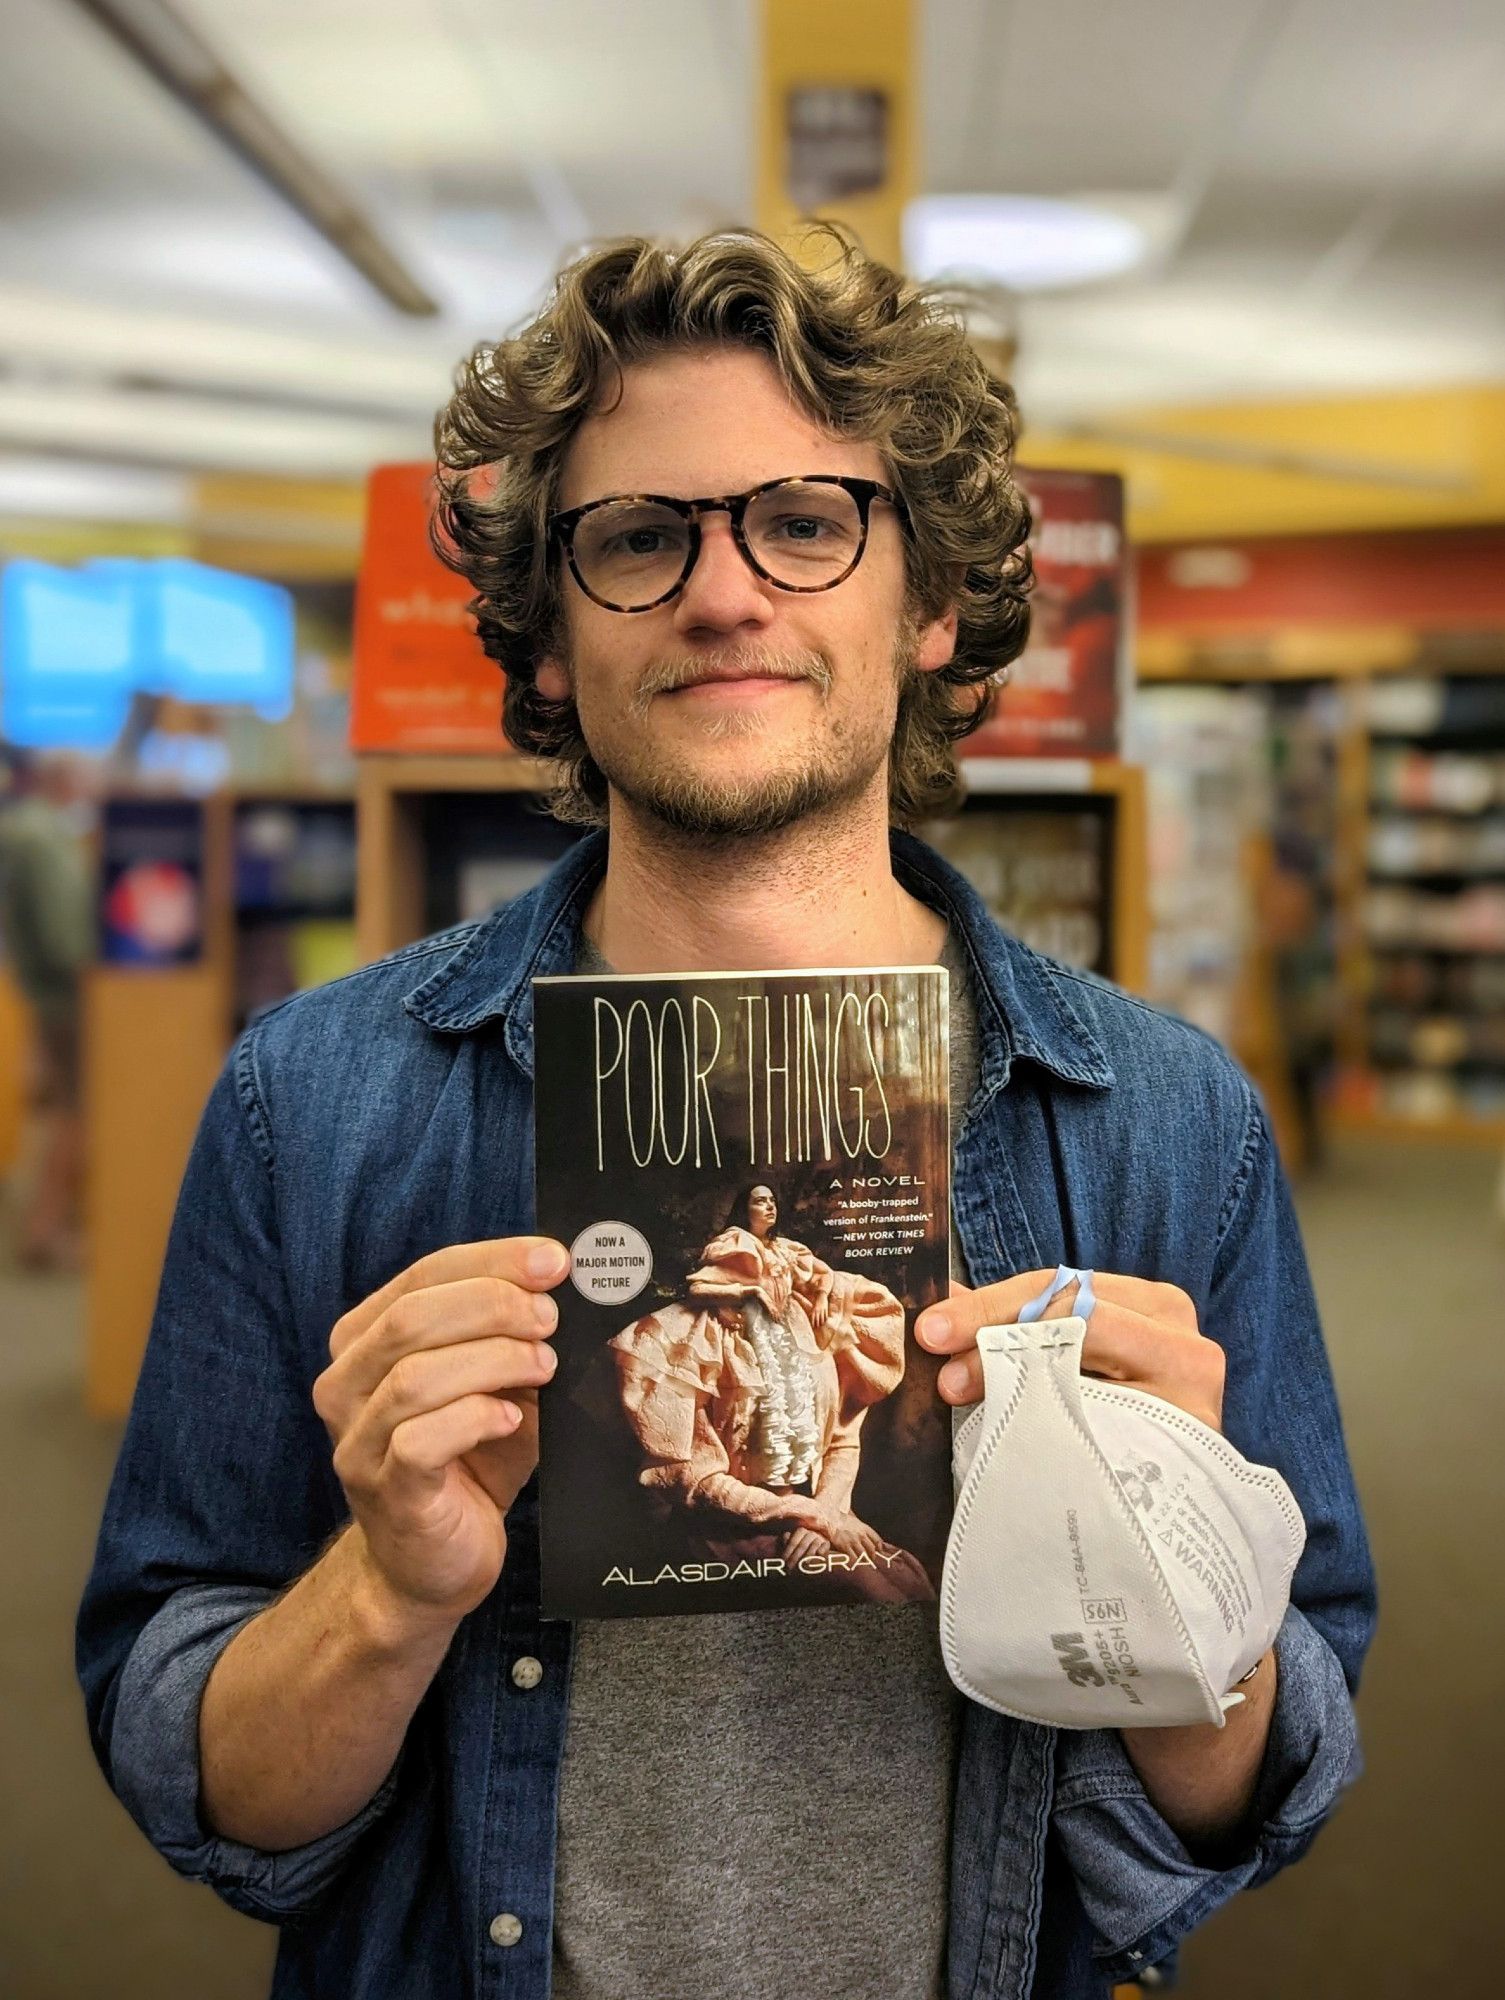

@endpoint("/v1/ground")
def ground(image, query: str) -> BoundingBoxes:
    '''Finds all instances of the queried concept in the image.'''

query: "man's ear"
[915,600,960,675]
[536,654,571,702]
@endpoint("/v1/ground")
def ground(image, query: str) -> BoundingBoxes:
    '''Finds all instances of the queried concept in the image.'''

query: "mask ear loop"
[1016,1264,1097,1325]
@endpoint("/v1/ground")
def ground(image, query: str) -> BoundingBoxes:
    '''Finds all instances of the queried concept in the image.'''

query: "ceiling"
[1,0,1503,515]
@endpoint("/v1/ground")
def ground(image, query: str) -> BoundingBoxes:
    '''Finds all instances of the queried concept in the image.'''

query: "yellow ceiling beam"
[1022,382,1505,542]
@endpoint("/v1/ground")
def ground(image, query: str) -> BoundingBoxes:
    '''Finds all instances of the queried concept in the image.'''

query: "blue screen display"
[0,557,296,748]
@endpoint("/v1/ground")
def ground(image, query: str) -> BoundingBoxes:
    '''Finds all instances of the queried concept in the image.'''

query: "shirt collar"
[402,824,1114,1093]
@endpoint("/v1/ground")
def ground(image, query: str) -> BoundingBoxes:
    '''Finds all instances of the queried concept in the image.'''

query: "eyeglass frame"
[547,473,908,614]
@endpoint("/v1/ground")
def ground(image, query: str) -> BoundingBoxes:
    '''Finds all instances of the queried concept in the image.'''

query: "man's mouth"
[663,667,808,695]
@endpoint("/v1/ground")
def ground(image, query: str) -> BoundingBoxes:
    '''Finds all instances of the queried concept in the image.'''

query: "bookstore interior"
[12,458,1505,1422]
[2,2,1503,1997]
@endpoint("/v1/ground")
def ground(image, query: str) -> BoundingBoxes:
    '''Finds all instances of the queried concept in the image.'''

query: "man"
[78,228,1374,1999]
[0,747,94,1268]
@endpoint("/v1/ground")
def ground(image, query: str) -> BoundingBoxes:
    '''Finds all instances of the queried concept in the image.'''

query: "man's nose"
[672,514,774,635]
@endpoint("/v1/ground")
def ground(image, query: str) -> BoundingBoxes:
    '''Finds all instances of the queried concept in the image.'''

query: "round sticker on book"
[569,1221,653,1305]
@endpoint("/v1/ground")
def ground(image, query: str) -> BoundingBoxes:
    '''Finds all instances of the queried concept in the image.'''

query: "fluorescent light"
[0,456,190,523]
[904,196,1149,292]
[0,285,448,416]
[0,382,424,478]
[63,0,439,316]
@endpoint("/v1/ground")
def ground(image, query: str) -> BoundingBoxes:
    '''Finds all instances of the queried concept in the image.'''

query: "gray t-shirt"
[550,929,983,2000]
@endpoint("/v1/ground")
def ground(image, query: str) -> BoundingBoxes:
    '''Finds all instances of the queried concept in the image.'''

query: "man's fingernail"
[939,1361,968,1398]
[918,1313,950,1348]
[528,1243,565,1280]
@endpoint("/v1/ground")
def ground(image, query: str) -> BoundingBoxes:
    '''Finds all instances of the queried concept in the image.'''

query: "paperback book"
[533,965,952,1620]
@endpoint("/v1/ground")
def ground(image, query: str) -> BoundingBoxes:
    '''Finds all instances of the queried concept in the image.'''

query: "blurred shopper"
[0,747,94,1269]
[77,230,1375,2000]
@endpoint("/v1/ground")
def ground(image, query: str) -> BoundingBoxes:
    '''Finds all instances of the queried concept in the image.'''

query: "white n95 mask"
[940,1267,1306,1729]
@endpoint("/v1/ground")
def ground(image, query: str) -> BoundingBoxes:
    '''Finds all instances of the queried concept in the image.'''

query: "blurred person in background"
[0,746,95,1270]
[76,229,1373,2000]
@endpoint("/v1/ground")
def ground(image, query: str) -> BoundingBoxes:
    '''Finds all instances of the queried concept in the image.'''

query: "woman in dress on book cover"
[607,1182,934,1603]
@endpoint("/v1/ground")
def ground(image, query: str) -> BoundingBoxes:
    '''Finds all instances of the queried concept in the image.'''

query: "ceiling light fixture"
[903,195,1149,292]
[64,0,440,317]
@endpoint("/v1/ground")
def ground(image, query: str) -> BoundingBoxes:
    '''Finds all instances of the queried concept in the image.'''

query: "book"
[533,965,952,1620]
[962,467,1127,759]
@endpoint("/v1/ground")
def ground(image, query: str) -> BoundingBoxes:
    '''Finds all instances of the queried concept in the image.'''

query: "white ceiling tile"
[0,0,1499,474]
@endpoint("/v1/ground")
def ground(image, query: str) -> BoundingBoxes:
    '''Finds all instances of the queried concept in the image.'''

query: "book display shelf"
[85,785,355,1418]
[354,752,1148,987]
[1140,650,1505,1147]
[1349,670,1505,1138]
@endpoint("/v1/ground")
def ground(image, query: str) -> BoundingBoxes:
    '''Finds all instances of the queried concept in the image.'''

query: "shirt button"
[511,1655,544,1691]
[489,1913,523,1948]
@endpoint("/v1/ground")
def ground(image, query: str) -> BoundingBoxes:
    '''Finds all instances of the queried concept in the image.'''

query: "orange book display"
[351,463,508,753]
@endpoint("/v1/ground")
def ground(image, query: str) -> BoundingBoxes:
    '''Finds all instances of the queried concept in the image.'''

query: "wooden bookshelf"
[84,786,355,1418]
[355,751,1149,986]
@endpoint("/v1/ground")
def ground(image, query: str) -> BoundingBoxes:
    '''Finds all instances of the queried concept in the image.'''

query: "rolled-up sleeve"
[76,1038,401,1923]
[1051,1602,1360,1982]
[1052,1096,1377,1981]
[107,1582,404,1923]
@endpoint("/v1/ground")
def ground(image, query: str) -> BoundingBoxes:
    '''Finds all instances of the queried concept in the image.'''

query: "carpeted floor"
[1,1137,1500,1998]
[1177,1135,1504,1997]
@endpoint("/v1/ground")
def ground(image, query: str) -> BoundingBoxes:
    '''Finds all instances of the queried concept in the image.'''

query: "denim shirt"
[77,828,1375,2000]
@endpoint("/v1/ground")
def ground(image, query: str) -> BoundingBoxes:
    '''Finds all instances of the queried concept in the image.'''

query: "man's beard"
[573,632,917,842]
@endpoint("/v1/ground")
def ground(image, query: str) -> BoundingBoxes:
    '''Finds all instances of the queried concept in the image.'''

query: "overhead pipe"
[65,0,440,316]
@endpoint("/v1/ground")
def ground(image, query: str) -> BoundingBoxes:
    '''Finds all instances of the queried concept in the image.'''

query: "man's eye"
[607,528,672,556]
[772,515,829,541]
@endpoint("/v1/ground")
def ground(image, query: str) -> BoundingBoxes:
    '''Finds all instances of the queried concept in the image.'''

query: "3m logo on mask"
[1113,1457,1163,1513]
[1050,1632,1104,1688]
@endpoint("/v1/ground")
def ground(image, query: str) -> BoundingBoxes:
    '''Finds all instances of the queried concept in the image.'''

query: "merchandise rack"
[355,753,1148,989]
[85,784,355,1418]
[1349,673,1505,1138]
[1141,648,1505,1145]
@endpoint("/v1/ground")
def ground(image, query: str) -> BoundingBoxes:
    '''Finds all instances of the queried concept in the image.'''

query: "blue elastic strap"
[1017,1264,1097,1324]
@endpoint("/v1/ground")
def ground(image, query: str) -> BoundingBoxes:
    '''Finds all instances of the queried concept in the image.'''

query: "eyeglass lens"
[570,481,865,608]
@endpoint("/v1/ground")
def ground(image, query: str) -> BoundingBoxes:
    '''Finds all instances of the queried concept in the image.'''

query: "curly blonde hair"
[433,224,1032,826]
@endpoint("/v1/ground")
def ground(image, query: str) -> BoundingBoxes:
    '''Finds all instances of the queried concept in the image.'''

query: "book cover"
[961,467,1127,759]
[533,965,951,1620]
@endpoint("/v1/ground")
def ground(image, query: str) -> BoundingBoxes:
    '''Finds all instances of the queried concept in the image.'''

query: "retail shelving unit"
[356,755,569,963]
[1348,672,1505,1139]
[934,758,1147,991]
[1140,648,1505,1146]
[355,752,1148,984]
[85,785,356,1418]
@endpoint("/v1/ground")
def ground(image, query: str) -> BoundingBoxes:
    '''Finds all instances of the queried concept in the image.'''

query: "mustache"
[630,647,834,713]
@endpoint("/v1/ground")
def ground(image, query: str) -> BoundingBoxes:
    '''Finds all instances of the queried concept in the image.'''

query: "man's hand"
[200,1238,570,1854]
[915,1269,1225,1433]
[312,1237,569,1627]
[918,1269,1278,1851]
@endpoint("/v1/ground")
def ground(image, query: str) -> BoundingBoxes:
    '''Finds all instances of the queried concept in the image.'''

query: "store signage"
[147,561,295,716]
[0,557,294,749]
[0,561,136,749]
[785,86,889,208]
[963,468,1127,759]
[350,463,507,754]
[1138,525,1505,635]
[98,798,206,967]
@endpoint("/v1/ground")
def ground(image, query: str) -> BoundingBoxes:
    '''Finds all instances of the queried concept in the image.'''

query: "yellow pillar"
[0,970,28,1174]
[756,0,914,267]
